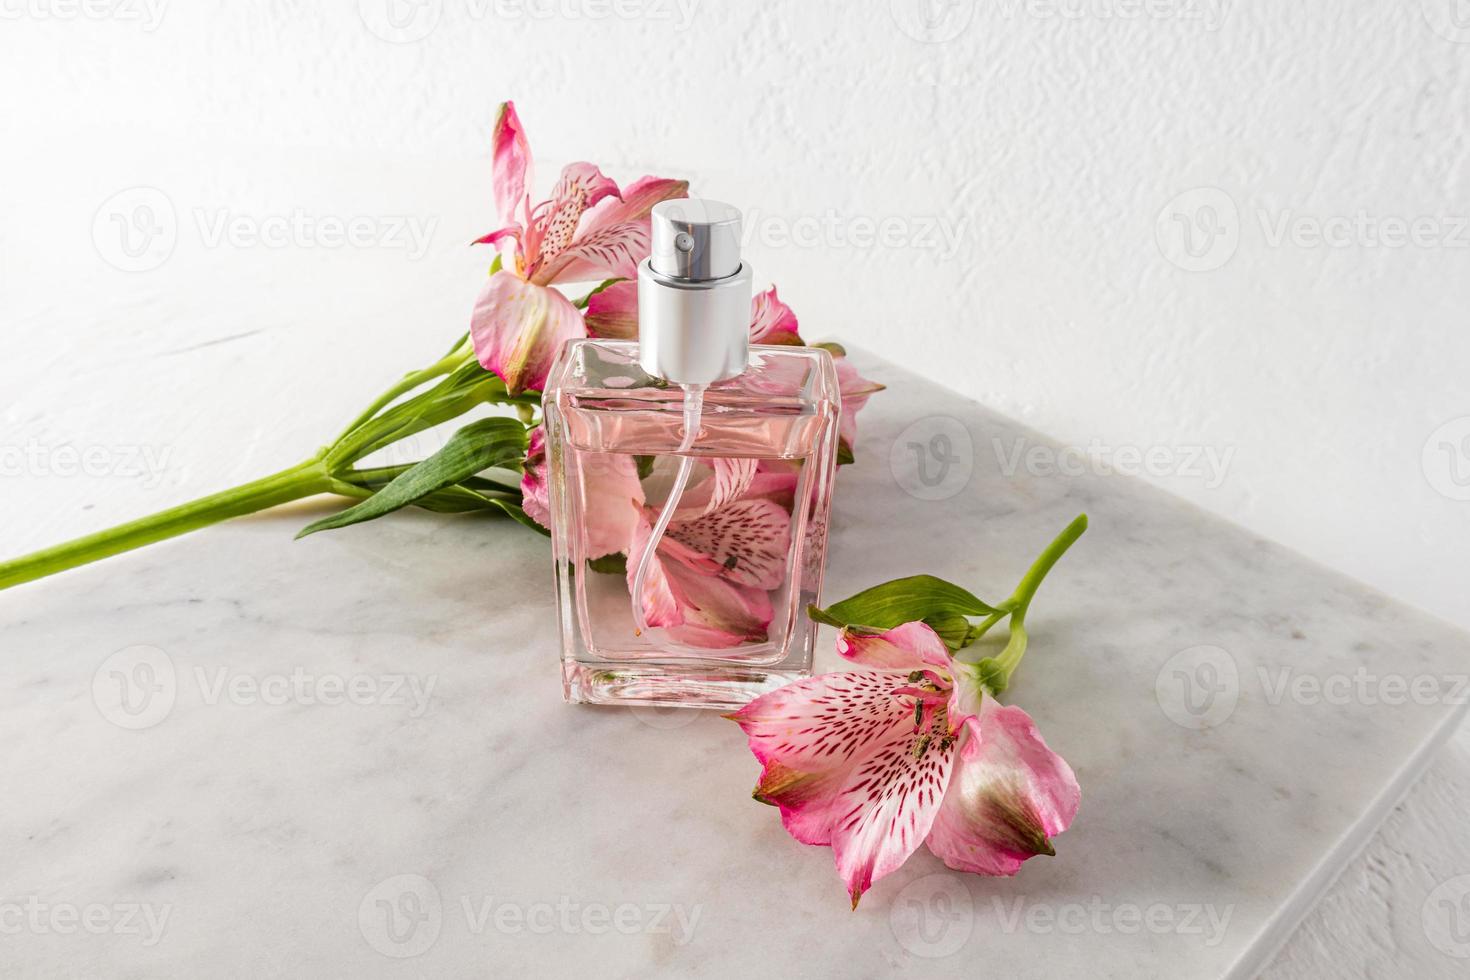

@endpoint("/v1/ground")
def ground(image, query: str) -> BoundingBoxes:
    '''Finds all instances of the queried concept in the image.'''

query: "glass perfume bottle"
[542,200,841,710]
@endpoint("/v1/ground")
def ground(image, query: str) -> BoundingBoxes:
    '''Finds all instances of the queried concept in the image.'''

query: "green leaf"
[815,341,847,357]
[485,498,549,535]
[925,612,974,650]
[300,417,528,538]
[809,574,998,645]
[587,553,627,574]
[337,466,520,514]
[327,361,536,468]
[488,253,503,276]
[837,438,855,466]
[634,455,657,480]
[439,330,470,360]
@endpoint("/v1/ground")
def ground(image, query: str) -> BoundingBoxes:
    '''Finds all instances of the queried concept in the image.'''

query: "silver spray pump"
[637,199,753,385]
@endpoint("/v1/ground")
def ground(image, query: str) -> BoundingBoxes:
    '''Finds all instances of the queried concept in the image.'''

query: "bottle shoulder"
[545,338,839,408]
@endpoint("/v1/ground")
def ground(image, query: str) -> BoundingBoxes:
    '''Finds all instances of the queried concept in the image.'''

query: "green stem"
[1007,513,1089,618]
[334,344,472,443]
[0,458,332,591]
[992,513,1089,681]
[963,607,1009,646]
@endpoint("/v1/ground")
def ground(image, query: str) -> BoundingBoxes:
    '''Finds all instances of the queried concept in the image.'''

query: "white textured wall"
[3,2,1470,975]
[5,0,1466,632]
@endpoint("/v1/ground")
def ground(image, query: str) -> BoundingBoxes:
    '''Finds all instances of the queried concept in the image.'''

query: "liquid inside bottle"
[543,338,841,709]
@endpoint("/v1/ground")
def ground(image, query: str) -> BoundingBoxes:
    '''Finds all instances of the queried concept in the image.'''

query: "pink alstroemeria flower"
[728,621,1080,907]
[470,102,689,395]
[627,458,792,648]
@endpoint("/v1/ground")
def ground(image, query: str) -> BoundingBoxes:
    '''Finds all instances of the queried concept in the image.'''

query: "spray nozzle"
[638,198,753,386]
[650,199,743,281]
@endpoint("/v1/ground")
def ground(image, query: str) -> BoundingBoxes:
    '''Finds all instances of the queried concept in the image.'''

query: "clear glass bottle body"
[542,338,841,710]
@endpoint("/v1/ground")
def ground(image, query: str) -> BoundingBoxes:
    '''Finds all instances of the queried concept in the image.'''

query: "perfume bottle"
[542,199,842,710]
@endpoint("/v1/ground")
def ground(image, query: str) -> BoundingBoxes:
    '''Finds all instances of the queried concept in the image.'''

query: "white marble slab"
[2,353,1466,978]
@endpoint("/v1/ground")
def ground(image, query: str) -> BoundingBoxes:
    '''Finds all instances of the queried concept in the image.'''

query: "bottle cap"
[638,199,752,386]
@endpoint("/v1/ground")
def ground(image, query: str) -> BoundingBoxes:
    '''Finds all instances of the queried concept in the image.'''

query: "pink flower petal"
[469,272,585,395]
[583,280,639,340]
[667,496,791,590]
[572,451,645,560]
[520,425,551,529]
[833,355,885,456]
[667,457,759,521]
[629,513,773,648]
[491,102,532,231]
[525,162,621,279]
[472,224,521,249]
[729,670,957,906]
[749,286,803,345]
[536,175,689,284]
[925,701,1080,877]
[836,621,950,671]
